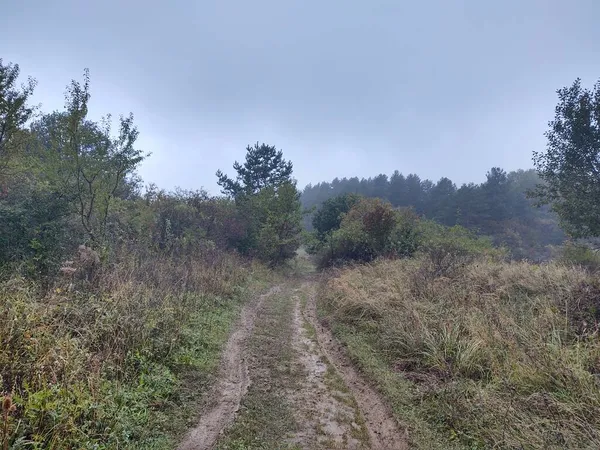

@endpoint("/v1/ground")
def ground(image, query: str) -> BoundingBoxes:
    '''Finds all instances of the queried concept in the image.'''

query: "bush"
[417,222,502,277]
[317,198,399,266]
[235,182,303,265]
[559,242,600,272]
[389,207,421,257]
[312,193,361,239]
[315,198,496,268]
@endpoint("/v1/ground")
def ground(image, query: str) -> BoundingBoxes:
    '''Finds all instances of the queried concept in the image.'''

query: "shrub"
[316,198,496,268]
[559,241,600,272]
[389,207,421,257]
[312,193,361,239]
[317,198,417,266]
[418,222,501,277]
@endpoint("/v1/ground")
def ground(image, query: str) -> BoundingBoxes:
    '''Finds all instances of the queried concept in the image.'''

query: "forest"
[1,55,600,449]
[301,168,565,261]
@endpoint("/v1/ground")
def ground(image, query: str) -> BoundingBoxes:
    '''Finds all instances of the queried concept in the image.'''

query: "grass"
[318,256,600,449]
[216,287,302,450]
[0,250,270,449]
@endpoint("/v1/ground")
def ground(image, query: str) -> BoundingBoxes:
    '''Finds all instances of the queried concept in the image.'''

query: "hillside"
[318,256,600,448]
[2,45,600,449]
[302,168,565,260]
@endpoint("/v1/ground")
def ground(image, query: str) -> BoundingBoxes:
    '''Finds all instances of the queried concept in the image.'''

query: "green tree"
[312,193,361,240]
[370,173,389,199]
[389,170,407,207]
[216,142,293,197]
[255,182,303,265]
[405,173,424,212]
[217,143,301,263]
[0,59,37,177]
[324,198,398,264]
[532,78,600,238]
[481,167,510,222]
[426,177,457,225]
[33,70,145,245]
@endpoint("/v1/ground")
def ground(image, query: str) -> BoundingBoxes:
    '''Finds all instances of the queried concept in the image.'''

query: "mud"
[179,280,406,450]
[304,283,408,450]
[178,286,280,450]
[287,293,368,449]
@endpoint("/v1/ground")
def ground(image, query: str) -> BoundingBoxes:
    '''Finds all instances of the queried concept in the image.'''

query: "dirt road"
[178,278,406,450]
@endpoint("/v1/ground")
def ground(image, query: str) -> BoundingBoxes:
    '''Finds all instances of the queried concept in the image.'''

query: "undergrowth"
[319,256,600,449]
[0,249,269,449]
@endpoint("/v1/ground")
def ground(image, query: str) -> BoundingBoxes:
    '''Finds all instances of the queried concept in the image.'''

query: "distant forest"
[301,168,565,260]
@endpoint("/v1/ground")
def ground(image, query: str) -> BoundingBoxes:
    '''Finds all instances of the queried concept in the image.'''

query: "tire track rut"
[178,286,280,450]
[179,280,406,449]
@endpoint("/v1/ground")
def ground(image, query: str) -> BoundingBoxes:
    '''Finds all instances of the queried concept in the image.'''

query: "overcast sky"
[2,0,599,193]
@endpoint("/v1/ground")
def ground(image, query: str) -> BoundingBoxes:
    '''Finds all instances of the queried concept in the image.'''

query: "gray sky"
[2,0,599,193]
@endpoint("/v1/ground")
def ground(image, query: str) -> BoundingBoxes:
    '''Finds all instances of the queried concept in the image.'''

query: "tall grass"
[320,257,600,449]
[0,248,262,448]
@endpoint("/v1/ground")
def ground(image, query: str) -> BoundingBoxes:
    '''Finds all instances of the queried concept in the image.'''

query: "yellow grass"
[320,257,600,449]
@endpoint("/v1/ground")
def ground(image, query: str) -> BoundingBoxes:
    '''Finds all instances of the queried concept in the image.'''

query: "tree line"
[302,167,565,260]
[303,76,600,262]
[0,59,303,285]
[1,55,599,275]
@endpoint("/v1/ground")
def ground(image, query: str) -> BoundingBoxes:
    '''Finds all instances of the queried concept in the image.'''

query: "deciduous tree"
[532,78,600,238]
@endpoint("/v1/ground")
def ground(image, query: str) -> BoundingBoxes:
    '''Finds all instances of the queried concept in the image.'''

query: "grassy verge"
[1,252,271,449]
[318,257,600,449]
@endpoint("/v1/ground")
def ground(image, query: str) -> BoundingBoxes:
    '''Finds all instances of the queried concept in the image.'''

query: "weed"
[319,257,600,448]
[0,250,262,448]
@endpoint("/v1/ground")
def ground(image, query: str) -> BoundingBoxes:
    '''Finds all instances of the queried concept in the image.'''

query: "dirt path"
[304,282,408,450]
[287,288,370,449]
[178,286,280,450]
[179,278,406,450]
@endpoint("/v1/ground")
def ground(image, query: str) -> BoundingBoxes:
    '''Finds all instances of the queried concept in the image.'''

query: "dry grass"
[0,249,266,448]
[320,257,600,449]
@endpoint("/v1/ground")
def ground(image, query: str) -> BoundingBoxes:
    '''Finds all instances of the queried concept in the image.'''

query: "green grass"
[327,322,462,450]
[1,254,270,449]
[133,294,248,448]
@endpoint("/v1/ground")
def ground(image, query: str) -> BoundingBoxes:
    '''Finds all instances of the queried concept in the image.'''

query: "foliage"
[0,59,37,177]
[417,221,500,277]
[216,142,293,198]
[0,175,77,281]
[216,144,302,265]
[559,241,600,272]
[235,182,303,265]
[317,198,421,266]
[136,186,247,255]
[302,168,564,261]
[320,258,600,449]
[0,66,148,280]
[532,78,600,238]
[312,192,360,239]
[313,195,494,268]
[0,249,260,449]
[255,182,303,265]
[30,70,146,245]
